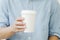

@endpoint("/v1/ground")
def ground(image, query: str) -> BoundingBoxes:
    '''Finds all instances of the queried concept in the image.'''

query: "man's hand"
[11,17,26,32]
[0,17,26,39]
[49,36,59,40]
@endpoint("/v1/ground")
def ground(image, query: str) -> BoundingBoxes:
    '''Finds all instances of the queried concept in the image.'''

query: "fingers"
[16,17,24,22]
[15,28,25,32]
[16,23,26,28]
[15,17,26,28]
[16,22,25,26]
[13,17,26,32]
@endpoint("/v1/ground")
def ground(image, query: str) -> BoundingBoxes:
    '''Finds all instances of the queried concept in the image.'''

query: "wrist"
[8,26,16,33]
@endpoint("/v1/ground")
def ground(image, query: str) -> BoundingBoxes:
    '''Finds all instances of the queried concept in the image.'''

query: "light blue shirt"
[0,0,60,40]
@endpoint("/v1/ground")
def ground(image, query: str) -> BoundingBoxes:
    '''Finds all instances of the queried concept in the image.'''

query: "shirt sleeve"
[49,0,60,38]
[0,0,9,28]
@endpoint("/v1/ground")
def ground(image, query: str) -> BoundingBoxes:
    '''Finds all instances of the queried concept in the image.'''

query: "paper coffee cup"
[21,10,36,33]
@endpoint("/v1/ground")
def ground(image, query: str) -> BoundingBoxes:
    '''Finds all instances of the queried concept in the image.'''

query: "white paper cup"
[21,10,36,33]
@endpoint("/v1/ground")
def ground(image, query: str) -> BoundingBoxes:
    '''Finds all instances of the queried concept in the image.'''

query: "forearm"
[0,27,15,39]
[49,36,59,40]
[0,39,6,40]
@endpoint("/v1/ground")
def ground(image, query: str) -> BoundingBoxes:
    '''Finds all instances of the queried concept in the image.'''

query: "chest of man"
[8,0,52,40]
